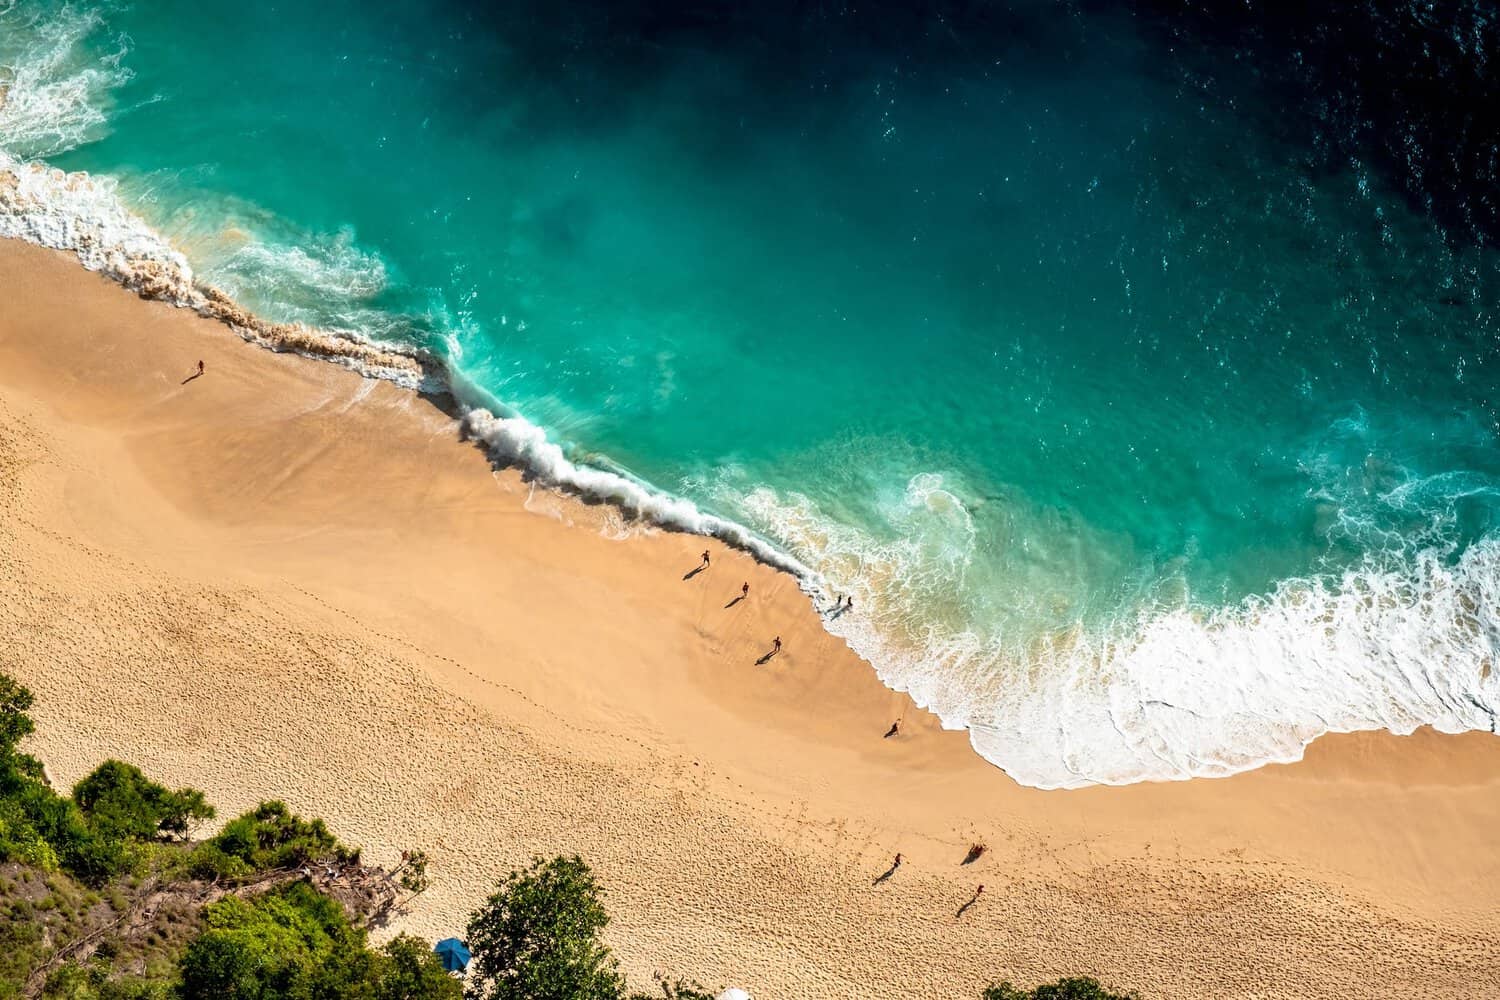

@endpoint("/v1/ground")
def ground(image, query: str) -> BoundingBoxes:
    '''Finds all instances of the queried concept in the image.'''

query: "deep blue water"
[2,0,1497,786]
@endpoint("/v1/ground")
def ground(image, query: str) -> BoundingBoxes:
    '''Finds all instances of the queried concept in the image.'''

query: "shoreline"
[0,151,819,582]
[3,236,1499,997]
[6,153,1496,792]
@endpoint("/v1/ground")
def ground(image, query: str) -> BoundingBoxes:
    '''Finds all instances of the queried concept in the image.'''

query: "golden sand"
[2,238,1497,998]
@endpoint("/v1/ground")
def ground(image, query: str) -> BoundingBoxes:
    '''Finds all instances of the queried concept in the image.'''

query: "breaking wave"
[2,0,1496,790]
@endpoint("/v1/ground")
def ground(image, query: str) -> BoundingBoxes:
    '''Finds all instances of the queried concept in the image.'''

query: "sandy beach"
[2,237,1497,998]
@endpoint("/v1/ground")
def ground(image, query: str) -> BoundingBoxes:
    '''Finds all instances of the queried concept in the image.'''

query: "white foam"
[0,150,199,299]
[0,3,129,158]
[800,505,1500,789]
[5,1,1494,793]
[0,148,433,387]
[216,228,388,305]
[458,409,817,580]
[0,9,816,586]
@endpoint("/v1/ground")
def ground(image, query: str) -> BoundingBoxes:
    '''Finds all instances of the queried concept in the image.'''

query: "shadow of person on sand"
[724,595,745,609]
[873,861,900,886]
[956,887,983,918]
[682,565,707,581]
[962,844,987,865]
[180,372,203,385]
[755,649,778,666]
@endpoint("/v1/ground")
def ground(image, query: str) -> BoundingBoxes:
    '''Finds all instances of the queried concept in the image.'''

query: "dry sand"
[1,237,1497,998]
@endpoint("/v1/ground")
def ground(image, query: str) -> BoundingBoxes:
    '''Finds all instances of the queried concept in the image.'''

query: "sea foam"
[748,478,1500,788]
[3,0,1495,792]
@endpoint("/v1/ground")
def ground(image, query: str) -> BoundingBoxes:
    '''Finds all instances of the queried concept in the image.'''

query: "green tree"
[0,674,36,752]
[178,881,369,1000]
[464,855,623,1000]
[375,936,463,1000]
[189,801,354,880]
[9,779,118,885]
[395,849,432,896]
[983,977,1140,1000]
[0,673,43,784]
[179,883,458,1000]
[72,760,214,842]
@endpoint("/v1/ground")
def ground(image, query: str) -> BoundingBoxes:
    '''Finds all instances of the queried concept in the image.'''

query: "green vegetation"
[0,672,439,1000]
[3,669,1145,1000]
[983,977,1140,1000]
[73,761,214,843]
[463,855,720,1000]
[464,856,622,1000]
[2,675,213,888]
[187,801,354,882]
[179,881,457,1000]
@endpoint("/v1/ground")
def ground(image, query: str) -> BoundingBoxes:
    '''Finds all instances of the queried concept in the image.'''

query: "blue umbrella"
[434,938,471,973]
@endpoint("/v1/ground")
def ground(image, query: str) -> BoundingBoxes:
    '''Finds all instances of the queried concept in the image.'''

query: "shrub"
[180,881,367,1000]
[983,977,1140,1000]
[8,780,121,886]
[376,935,463,1000]
[465,855,624,1000]
[0,799,60,871]
[189,801,353,880]
[627,976,719,1000]
[0,674,36,753]
[1,674,205,886]
[72,762,214,842]
[0,674,44,791]
[396,849,431,895]
[179,883,456,1000]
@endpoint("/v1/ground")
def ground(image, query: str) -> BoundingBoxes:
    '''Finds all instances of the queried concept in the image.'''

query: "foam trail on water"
[0,154,812,579]
[0,2,128,158]
[458,409,818,580]
[5,0,1496,792]
[0,149,436,386]
[0,9,818,583]
[747,476,1500,788]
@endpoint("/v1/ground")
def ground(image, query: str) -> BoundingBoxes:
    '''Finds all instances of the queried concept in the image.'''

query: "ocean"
[3,0,1496,787]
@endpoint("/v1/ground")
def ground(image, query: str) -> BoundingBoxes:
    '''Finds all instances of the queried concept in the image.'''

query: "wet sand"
[2,238,1497,998]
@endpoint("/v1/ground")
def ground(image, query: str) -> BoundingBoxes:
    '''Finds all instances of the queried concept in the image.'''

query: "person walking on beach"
[773,636,782,654]
[700,550,711,569]
[196,360,204,376]
[884,720,900,738]
[741,582,750,599]
[893,853,902,869]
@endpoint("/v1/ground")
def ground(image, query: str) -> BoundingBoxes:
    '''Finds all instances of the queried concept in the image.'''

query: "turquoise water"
[3,0,1497,786]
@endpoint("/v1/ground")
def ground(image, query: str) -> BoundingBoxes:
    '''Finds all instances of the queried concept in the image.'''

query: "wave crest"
[814,519,1500,788]
[0,2,129,158]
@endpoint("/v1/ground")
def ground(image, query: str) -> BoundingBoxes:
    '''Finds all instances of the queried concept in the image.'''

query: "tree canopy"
[73,760,214,842]
[464,855,624,1000]
[189,800,354,881]
[179,881,459,1000]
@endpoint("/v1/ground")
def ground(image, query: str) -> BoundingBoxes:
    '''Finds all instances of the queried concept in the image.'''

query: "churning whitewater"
[3,0,1496,788]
